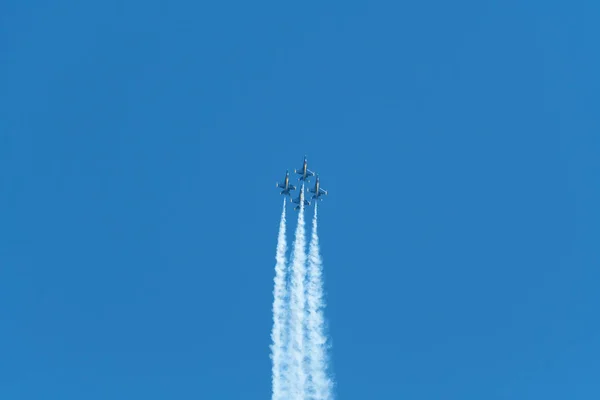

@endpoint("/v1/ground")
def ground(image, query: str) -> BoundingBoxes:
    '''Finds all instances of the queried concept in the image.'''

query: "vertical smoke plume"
[289,185,308,399]
[306,203,333,400]
[270,198,289,400]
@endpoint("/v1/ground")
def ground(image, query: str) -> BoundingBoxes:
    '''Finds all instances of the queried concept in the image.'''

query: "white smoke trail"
[288,185,308,399]
[271,198,289,400]
[306,203,333,400]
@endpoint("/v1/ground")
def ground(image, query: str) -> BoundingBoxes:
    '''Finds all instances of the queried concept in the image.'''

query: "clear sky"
[1,1,599,399]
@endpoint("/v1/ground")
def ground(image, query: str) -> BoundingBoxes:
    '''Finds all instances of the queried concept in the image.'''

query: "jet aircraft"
[307,174,327,200]
[294,155,315,182]
[276,170,296,196]
[291,194,311,211]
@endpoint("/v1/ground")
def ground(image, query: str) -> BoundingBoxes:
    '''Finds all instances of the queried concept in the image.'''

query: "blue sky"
[1,1,599,398]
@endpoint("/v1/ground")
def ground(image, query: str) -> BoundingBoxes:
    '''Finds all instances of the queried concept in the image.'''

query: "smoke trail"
[271,198,289,400]
[306,203,333,400]
[288,185,308,399]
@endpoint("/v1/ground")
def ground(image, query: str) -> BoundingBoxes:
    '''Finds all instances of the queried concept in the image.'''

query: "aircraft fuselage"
[277,170,296,195]
[295,156,314,181]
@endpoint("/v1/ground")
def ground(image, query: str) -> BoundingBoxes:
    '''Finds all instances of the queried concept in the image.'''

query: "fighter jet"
[276,170,296,196]
[307,174,327,200]
[291,193,311,211]
[294,155,315,182]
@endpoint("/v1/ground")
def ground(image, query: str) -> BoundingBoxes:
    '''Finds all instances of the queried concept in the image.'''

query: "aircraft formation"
[276,155,328,210]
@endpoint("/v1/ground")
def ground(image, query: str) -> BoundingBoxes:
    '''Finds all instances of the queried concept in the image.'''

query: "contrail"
[288,185,308,399]
[271,198,289,400]
[306,203,333,400]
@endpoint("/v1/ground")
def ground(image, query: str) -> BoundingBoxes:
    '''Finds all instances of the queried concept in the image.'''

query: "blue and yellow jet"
[291,193,311,211]
[276,170,296,196]
[307,174,328,201]
[294,155,315,182]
